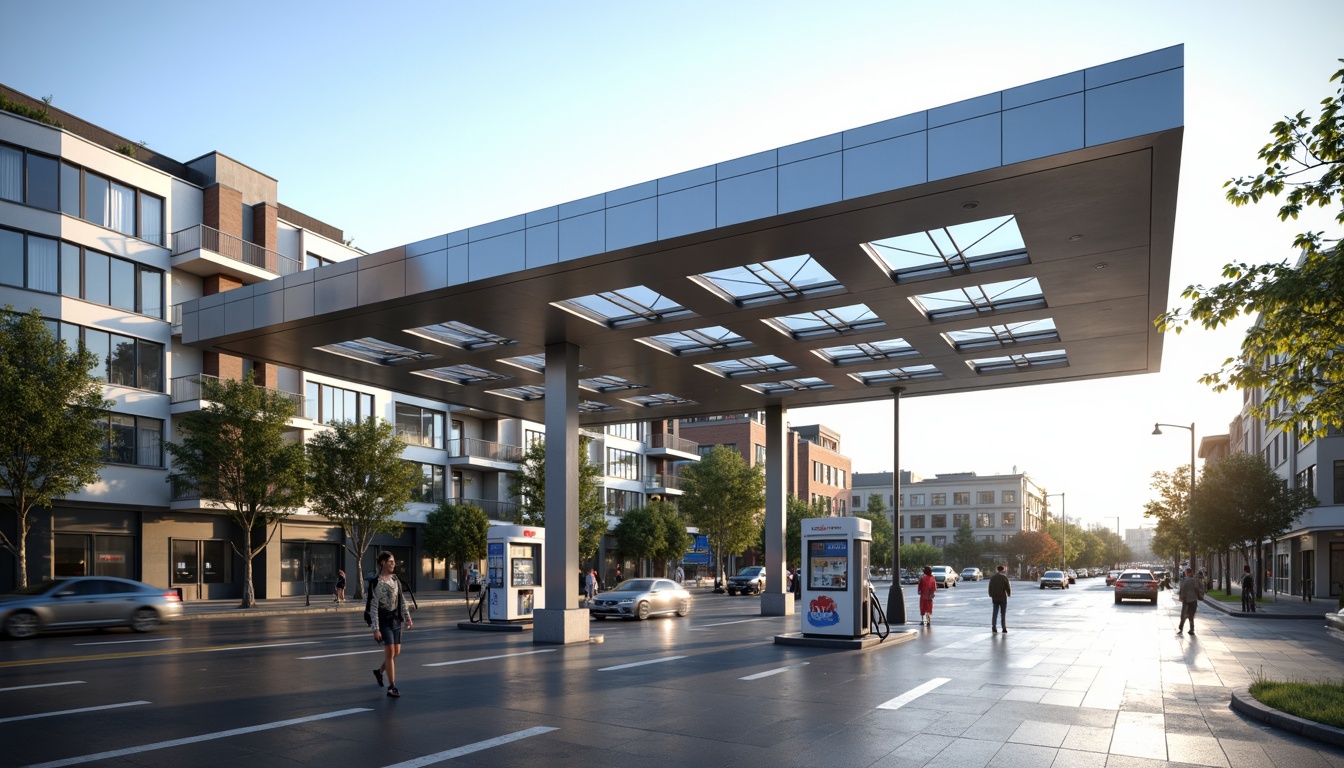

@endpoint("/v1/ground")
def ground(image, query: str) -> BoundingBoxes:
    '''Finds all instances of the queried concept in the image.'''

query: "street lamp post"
[1152,422,1196,573]
[1045,493,1066,576]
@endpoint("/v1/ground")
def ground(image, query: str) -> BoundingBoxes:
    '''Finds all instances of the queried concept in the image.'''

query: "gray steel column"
[534,342,589,644]
[886,387,907,624]
[761,404,793,616]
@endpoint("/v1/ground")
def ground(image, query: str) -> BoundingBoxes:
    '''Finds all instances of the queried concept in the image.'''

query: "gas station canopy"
[181,47,1183,425]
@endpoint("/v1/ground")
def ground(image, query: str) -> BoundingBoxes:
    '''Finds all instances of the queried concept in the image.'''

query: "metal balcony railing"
[448,438,524,463]
[168,474,200,502]
[442,498,521,522]
[170,303,183,334]
[170,373,306,412]
[171,224,301,276]
[646,433,699,454]
[644,474,683,491]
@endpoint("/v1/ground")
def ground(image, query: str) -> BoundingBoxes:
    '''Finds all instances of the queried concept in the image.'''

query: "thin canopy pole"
[886,387,907,625]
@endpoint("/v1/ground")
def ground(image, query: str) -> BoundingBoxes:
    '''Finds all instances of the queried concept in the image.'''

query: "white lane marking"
[74,637,178,646]
[877,677,951,710]
[199,642,319,652]
[423,649,556,667]
[740,662,809,680]
[1008,654,1045,669]
[599,655,686,671]
[380,726,559,768]
[0,700,149,724]
[690,617,778,630]
[24,708,371,768]
[298,649,385,659]
[0,681,85,692]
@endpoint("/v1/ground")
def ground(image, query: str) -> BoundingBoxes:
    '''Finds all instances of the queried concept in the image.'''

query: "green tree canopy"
[856,507,895,571]
[1192,452,1315,561]
[899,542,943,571]
[306,417,418,597]
[613,504,664,576]
[1156,62,1344,436]
[756,494,824,568]
[941,522,981,569]
[165,372,307,607]
[0,308,110,587]
[651,500,691,575]
[1142,465,1196,569]
[680,445,765,582]
[508,435,606,562]
[423,502,490,599]
[1003,530,1060,568]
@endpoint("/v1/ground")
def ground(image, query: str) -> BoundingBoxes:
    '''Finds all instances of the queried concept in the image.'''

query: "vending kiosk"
[799,517,871,638]
[486,524,544,622]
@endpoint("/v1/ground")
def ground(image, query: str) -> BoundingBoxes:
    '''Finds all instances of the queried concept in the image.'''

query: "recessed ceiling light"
[1094,262,1109,269]
[961,201,979,210]
[1069,234,1084,241]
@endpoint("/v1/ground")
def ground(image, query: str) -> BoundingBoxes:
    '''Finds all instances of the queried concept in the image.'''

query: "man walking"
[1240,565,1256,612]
[988,564,1011,633]
[1176,566,1205,635]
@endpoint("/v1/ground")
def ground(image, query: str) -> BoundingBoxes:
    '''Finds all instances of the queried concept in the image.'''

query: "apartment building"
[0,87,697,599]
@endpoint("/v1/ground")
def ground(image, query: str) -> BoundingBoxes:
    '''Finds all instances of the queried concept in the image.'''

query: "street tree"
[651,500,691,577]
[423,502,489,600]
[508,435,607,562]
[165,373,307,608]
[866,493,887,519]
[613,504,664,577]
[1003,530,1060,571]
[856,507,895,571]
[1142,465,1197,572]
[899,542,943,571]
[1073,530,1105,570]
[0,308,110,587]
[1093,528,1132,567]
[306,417,419,598]
[1156,62,1344,436]
[680,445,765,584]
[942,522,981,569]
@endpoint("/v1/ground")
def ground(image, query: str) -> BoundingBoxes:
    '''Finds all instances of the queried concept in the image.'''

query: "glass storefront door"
[54,534,133,579]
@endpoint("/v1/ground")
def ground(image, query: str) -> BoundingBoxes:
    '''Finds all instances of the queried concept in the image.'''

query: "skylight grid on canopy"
[695,355,797,379]
[847,364,943,386]
[579,400,619,413]
[969,349,1068,375]
[580,375,648,393]
[866,215,1029,280]
[622,393,697,408]
[404,321,516,351]
[944,319,1059,351]
[812,338,915,366]
[910,277,1045,321]
[487,385,547,402]
[317,337,436,366]
[411,364,510,386]
[763,303,884,340]
[635,326,751,356]
[692,254,841,306]
[742,377,833,394]
[553,285,692,328]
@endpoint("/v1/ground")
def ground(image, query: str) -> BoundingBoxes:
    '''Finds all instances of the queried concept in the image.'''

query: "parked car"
[1039,570,1069,589]
[960,567,983,582]
[589,578,691,620]
[725,566,767,595]
[1114,570,1159,604]
[1105,569,1123,586]
[1,576,182,639]
[900,568,918,585]
[929,565,958,588]
[1066,568,1078,584]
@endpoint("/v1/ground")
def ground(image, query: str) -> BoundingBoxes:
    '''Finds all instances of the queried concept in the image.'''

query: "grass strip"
[1249,680,1344,729]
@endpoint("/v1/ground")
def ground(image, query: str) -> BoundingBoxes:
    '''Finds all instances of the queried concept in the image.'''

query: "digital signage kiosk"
[800,517,871,638]
[486,524,544,622]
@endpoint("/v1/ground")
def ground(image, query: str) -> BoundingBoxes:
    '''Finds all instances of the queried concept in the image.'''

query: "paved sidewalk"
[1200,587,1340,621]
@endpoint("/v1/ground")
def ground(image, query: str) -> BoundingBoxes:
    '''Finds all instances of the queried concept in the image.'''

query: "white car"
[929,565,959,588]
[960,567,983,582]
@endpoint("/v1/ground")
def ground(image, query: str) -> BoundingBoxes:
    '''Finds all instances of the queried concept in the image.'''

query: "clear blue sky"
[3,0,1338,534]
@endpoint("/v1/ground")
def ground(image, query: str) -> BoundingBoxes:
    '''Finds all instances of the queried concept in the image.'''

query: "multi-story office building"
[851,470,1048,554]
[0,86,699,599]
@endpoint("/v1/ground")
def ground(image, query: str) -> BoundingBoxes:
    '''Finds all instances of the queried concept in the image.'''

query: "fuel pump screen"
[510,544,537,586]
[808,540,849,589]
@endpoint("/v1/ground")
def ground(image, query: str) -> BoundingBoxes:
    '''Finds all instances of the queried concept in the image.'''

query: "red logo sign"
[522,530,537,537]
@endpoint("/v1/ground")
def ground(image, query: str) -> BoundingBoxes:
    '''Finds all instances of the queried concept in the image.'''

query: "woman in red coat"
[917,565,937,626]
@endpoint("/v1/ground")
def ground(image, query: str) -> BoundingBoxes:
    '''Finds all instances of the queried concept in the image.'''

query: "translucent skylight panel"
[487,385,547,401]
[694,254,840,305]
[497,354,546,373]
[580,375,647,393]
[411,364,510,386]
[404,321,515,351]
[951,216,1025,258]
[764,303,884,340]
[910,277,1044,320]
[635,326,750,356]
[579,400,619,413]
[812,338,914,365]
[317,337,435,366]
[695,355,796,379]
[742,377,833,394]
[969,349,1068,375]
[867,215,1027,278]
[622,393,696,408]
[847,364,943,386]
[554,285,692,328]
[944,319,1059,351]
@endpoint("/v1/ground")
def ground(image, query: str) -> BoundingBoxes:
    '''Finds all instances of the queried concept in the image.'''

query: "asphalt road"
[2,578,1342,767]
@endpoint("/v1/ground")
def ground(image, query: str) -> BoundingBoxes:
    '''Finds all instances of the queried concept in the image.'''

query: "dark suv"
[726,566,766,596]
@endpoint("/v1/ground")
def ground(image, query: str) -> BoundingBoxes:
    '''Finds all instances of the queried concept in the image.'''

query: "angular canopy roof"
[181,46,1183,426]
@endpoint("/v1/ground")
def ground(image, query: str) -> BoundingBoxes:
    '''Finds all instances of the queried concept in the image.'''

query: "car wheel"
[130,608,160,633]
[4,611,39,639]
[676,600,690,617]
[727,588,737,596]
[1040,584,1045,590]
[636,601,650,620]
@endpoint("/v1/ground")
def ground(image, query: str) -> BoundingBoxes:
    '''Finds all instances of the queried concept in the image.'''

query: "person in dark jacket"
[1240,565,1256,612]
[1176,567,1205,635]
[987,564,1011,633]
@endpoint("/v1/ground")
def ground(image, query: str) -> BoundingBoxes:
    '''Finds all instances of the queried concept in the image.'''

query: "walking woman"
[334,569,346,603]
[917,565,937,626]
[370,551,412,697]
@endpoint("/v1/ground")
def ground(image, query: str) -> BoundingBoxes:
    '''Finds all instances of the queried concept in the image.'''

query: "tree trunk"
[241,544,256,608]
[16,511,28,589]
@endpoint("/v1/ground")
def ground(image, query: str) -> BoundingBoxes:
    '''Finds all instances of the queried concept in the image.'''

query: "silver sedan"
[1,576,183,639]
[588,578,691,620]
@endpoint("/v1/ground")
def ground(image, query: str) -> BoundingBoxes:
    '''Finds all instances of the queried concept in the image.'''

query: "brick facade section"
[203,184,243,238]
[678,418,851,508]
[202,274,243,296]
[252,361,279,389]
[252,202,278,271]
[202,351,243,381]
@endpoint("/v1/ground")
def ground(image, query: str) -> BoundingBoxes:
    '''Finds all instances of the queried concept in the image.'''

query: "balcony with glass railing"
[170,224,301,283]
[643,473,685,496]
[644,433,700,460]
[170,373,306,415]
[446,438,524,471]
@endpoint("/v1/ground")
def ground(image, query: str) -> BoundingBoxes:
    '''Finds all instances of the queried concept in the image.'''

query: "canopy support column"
[885,387,907,625]
[761,404,793,616]
[534,342,589,644]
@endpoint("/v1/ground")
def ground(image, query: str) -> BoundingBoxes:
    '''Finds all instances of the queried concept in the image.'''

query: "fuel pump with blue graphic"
[486,524,544,622]
[800,517,871,638]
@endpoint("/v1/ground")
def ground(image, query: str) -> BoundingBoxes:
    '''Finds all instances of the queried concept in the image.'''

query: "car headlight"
[619,598,635,604]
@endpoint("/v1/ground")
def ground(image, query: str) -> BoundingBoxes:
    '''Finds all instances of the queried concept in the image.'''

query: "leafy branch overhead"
[1156,62,1343,436]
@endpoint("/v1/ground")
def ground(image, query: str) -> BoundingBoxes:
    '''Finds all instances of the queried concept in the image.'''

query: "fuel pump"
[799,517,872,638]
[486,524,544,622]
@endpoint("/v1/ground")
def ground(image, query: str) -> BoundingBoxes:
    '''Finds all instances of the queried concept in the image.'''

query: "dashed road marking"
[423,649,556,667]
[740,662,809,680]
[877,677,951,710]
[0,700,149,724]
[380,726,559,767]
[0,681,85,692]
[599,655,686,671]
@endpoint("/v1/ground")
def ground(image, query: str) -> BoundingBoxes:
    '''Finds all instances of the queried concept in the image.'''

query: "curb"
[1230,688,1344,748]
[1200,596,1327,621]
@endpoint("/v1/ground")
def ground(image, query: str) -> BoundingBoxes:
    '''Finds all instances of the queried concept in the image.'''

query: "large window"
[172,539,231,585]
[606,448,639,480]
[976,512,994,528]
[931,514,947,528]
[909,514,925,529]
[97,412,162,467]
[54,533,133,579]
[407,461,445,503]
[977,491,995,504]
[931,493,946,506]
[953,492,970,505]
[1002,512,1018,528]
[305,382,374,425]
[1002,490,1017,504]
[754,444,766,466]
[0,143,59,212]
[932,535,947,547]
[43,322,163,392]
[953,513,970,528]
[605,488,641,516]
[909,493,924,506]
[525,429,543,448]
[0,226,163,317]
[605,422,642,441]
[1335,461,1344,505]
[395,403,445,449]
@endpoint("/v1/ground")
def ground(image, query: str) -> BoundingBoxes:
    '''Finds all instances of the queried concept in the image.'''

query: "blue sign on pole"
[683,535,710,565]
